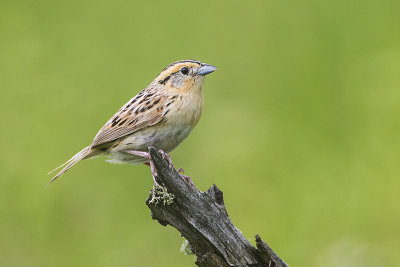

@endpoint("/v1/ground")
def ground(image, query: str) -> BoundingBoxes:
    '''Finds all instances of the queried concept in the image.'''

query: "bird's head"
[155,60,217,93]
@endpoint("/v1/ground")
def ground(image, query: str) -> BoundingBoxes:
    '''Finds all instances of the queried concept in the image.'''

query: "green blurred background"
[1,0,399,266]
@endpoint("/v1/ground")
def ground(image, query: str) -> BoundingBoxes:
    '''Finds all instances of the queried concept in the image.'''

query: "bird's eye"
[180,67,189,75]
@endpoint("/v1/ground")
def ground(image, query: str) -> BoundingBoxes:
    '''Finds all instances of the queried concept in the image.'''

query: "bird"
[49,59,217,184]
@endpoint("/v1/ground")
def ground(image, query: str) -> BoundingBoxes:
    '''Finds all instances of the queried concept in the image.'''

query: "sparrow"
[49,59,217,184]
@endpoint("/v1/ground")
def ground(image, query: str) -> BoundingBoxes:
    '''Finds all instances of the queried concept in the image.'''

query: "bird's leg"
[128,149,194,188]
[125,150,158,185]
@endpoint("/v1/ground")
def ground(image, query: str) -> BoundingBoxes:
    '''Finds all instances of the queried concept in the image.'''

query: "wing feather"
[91,87,166,147]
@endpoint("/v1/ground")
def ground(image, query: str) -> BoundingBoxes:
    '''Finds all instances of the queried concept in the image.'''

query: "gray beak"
[197,64,217,75]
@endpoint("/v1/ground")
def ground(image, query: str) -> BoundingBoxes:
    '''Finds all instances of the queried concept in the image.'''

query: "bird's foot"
[159,150,174,170]
[177,168,195,188]
[182,174,195,188]
[129,149,194,188]
[125,150,159,185]
[157,152,196,188]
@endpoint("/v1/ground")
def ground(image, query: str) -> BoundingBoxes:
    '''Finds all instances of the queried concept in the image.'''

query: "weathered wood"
[146,146,289,267]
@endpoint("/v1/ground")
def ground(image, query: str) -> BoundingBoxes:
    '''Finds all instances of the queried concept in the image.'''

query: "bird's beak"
[197,64,217,75]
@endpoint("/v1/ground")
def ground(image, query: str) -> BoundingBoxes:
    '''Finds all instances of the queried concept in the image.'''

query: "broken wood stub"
[145,146,289,267]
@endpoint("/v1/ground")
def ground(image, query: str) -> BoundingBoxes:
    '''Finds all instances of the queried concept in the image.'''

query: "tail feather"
[48,146,93,184]
[47,158,74,175]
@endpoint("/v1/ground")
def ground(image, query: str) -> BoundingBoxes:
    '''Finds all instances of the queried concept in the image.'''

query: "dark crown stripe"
[161,59,202,72]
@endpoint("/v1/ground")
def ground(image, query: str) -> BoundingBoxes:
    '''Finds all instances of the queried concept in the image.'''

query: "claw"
[176,168,194,187]
[159,150,174,170]
[180,174,195,189]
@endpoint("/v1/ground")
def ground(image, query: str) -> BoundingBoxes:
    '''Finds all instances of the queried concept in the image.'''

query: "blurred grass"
[0,0,399,266]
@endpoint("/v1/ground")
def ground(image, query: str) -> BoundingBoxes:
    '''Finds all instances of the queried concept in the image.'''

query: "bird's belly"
[107,124,193,164]
[149,124,193,152]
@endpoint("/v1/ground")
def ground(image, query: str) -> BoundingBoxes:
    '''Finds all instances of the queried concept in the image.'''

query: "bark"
[146,146,289,267]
